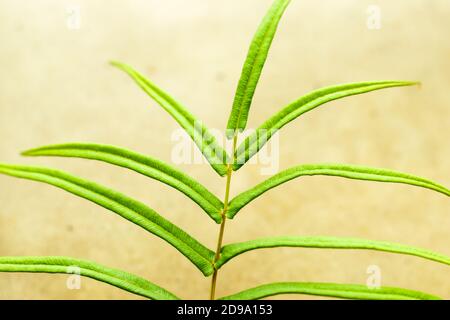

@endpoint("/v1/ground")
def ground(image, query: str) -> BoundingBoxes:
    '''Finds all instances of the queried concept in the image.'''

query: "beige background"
[0,0,449,299]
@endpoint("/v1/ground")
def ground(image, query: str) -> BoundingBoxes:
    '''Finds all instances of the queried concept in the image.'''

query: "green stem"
[209,136,237,300]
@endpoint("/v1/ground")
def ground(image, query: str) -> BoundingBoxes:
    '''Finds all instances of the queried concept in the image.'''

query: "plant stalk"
[209,136,237,300]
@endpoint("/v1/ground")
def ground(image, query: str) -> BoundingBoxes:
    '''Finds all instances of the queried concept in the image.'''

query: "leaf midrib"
[233,4,284,132]
[25,144,224,218]
[0,165,215,272]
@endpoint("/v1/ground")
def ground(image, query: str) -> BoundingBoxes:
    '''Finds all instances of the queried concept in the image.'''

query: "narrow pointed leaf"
[234,81,418,170]
[0,256,179,300]
[216,236,450,269]
[0,163,215,275]
[111,61,229,176]
[219,282,441,300]
[227,163,450,218]
[226,0,291,137]
[22,143,223,223]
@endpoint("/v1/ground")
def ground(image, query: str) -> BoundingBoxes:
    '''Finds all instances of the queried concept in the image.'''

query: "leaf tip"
[400,80,421,88]
[20,149,35,156]
[21,145,47,157]
[109,60,128,71]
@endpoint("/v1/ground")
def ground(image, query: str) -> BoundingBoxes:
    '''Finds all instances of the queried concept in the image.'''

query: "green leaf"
[226,0,291,138]
[219,282,441,300]
[216,236,450,269]
[0,163,215,276]
[111,61,229,176]
[0,256,179,300]
[233,81,418,170]
[22,143,223,223]
[227,163,450,218]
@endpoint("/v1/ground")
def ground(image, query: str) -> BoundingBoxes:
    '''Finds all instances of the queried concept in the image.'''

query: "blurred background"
[0,0,449,299]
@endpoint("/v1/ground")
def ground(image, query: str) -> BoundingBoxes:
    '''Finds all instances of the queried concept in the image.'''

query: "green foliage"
[227,163,450,218]
[0,0,448,300]
[219,282,441,300]
[111,61,230,176]
[0,256,179,300]
[0,163,215,276]
[233,81,418,170]
[215,236,450,269]
[226,0,291,137]
[22,143,224,223]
